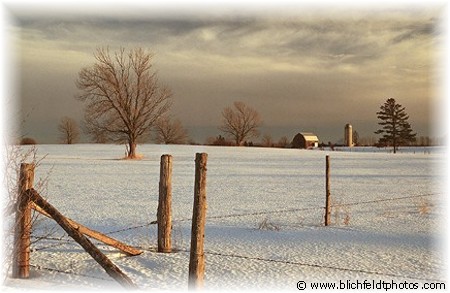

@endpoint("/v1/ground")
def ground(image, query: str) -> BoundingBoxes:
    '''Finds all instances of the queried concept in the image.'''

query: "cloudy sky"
[4,1,447,144]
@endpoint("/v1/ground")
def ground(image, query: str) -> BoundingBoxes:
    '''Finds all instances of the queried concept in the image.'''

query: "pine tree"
[375,98,416,153]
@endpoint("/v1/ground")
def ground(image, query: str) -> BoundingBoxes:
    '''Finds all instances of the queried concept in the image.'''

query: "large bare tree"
[154,115,189,145]
[58,116,80,144]
[219,101,262,146]
[76,47,172,158]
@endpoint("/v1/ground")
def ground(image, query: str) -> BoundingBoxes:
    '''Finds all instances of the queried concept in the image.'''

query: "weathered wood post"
[12,163,35,279]
[158,154,173,253]
[188,153,208,290]
[27,189,137,289]
[325,155,331,226]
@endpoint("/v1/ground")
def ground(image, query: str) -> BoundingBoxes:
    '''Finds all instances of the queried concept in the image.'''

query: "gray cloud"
[390,18,438,44]
[11,6,443,144]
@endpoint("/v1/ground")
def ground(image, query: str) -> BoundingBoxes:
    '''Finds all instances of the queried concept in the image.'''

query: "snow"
[2,144,447,291]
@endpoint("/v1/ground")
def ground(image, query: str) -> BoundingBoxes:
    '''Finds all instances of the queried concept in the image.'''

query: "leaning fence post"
[27,189,137,289]
[188,153,208,290]
[158,154,173,253]
[12,163,35,279]
[325,155,331,226]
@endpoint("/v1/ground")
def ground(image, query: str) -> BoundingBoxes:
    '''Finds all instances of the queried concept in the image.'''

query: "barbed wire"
[40,243,439,285]
[32,191,439,245]
[155,247,444,283]
[201,250,445,283]
[29,264,111,282]
[334,193,439,207]
[103,192,440,235]
[105,221,156,235]
[30,245,445,286]
[28,191,441,287]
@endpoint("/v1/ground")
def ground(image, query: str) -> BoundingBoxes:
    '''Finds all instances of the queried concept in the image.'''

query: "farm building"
[291,132,319,149]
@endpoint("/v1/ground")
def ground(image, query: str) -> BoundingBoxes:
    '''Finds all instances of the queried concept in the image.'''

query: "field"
[4,144,447,291]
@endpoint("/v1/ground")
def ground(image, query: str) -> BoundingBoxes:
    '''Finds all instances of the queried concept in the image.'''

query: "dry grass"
[4,143,54,276]
[417,198,432,215]
[332,202,351,226]
[121,153,145,160]
[343,211,351,226]
[257,218,280,231]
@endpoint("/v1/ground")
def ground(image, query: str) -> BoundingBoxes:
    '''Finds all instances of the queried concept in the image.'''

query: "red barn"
[291,132,319,149]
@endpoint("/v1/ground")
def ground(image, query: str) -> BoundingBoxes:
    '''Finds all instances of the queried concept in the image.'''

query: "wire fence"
[31,191,440,240]
[29,191,443,286]
[30,243,444,285]
[19,146,443,287]
[98,192,439,234]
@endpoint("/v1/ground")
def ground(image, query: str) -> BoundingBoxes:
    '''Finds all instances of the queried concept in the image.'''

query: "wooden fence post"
[12,163,35,279]
[188,153,208,290]
[325,155,331,226]
[32,203,142,256]
[158,154,172,253]
[26,189,137,289]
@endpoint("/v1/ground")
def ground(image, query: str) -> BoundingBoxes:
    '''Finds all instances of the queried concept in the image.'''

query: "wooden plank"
[188,153,208,290]
[26,189,138,289]
[158,154,172,253]
[31,203,142,256]
[325,155,331,226]
[12,163,35,279]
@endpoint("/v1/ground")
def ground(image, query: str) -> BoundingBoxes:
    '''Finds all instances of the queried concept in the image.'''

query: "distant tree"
[76,47,172,158]
[352,130,359,146]
[277,136,289,148]
[261,134,273,147]
[375,98,416,153]
[206,135,231,146]
[154,115,188,144]
[219,101,262,146]
[358,136,377,146]
[418,136,434,146]
[58,117,80,144]
[19,137,37,145]
[205,136,216,145]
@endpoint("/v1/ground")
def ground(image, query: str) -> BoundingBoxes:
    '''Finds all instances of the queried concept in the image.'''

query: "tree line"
[21,47,437,156]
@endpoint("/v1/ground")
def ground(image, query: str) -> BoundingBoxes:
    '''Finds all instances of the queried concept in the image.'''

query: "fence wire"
[14,146,443,289]
[98,191,439,235]
[29,191,442,287]
[30,237,445,285]
[31,192,440,243]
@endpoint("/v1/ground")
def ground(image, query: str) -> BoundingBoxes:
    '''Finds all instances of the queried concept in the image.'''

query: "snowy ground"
[3,144,448,291]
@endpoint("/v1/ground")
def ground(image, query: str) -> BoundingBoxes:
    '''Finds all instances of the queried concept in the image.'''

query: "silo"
[345,124,353,147]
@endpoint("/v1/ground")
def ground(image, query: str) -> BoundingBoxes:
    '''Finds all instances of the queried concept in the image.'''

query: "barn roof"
[299,132,319,141]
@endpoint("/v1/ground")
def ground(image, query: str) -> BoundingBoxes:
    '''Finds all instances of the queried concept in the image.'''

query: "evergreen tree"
[375,98,416,153]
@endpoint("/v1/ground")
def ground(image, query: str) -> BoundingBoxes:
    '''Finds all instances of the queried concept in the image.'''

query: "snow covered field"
[4,144,448,291]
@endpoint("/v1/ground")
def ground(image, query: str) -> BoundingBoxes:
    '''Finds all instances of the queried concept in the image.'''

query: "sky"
[2,1,448,144]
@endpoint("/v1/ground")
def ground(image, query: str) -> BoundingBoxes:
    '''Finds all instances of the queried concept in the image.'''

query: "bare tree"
[352,130,359,146]
[261,134,273,147]
[19,137,37,145]
[154,115,189,144]
[76,47,172,158]
[277,136,289,148]
[205,135,231,146]
[219,101,262,146]
[58,117,80,144]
